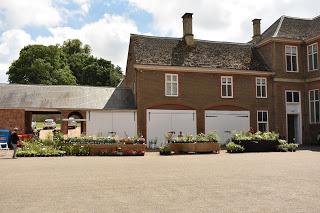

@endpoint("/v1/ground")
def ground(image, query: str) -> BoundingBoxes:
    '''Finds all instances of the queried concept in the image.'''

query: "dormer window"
[285,46,298,72]
[308,43,318,71]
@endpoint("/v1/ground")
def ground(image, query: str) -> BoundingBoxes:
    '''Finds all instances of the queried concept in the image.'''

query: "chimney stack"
[182,13,194,46]
[252,18,261,42]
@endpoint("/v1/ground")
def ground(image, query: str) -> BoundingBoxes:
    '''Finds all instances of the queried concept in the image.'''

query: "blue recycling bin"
[0,129,11,148]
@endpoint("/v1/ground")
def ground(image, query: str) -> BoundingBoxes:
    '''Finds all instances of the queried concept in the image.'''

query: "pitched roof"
[0,84,136,110]
[130,34,270,71]
[261,15,320,41]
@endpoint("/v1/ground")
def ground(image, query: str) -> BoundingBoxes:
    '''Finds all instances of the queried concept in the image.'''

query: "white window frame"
[285,45,299,72]
[309,89,320,124]
[286,90,300,103]
[256,77,267,98]
[307,43,318,71]
[165,73,178,97]
[221,76,233,98]
[257,110,269,132]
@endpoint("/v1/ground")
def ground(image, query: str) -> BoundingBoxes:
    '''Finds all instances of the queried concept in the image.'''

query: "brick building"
[122,13,320,145]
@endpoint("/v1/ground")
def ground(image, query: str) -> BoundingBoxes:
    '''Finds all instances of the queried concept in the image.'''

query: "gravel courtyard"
[1,149,320,213]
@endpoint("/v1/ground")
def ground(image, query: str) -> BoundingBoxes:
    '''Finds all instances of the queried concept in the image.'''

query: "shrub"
[226,142,245,153]
[277,141,298,152]
[232,131,279,141]
[65,136,119,144]
[159,145,171,155]
[206,131,219,142]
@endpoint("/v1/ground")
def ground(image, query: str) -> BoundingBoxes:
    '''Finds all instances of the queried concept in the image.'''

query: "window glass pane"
[166,75,171,81]
[285,46,291,54]
[311,102,315,123]
[314,54,318,70]
[222,78,226,84]
[286,92,292,102]
[261,86,266,97]
[286,56,292,71]
[310,90,315,101]
[257,78,261,84]
[292,47,297,54]
[293,92,299,102]
[309,55,313,70]
[314,44,318,52]
[308,46,312,54]
[263,112,268,122]
[257,86,261,97]
[227,85,232,97]
[258,123,267,132]
[258,112,262,121]
[316,101,320,123]
[172,83,177,95]
[166,83,171,95]
[227,78,232,84]
[172,75,177,81]
[222,85,227,96]
[261,78,266,85]
[292,56,297,71]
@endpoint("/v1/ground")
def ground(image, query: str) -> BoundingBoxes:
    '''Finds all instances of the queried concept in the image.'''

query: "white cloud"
[0,14,140,83]
[36,14,139,69]
[0,29,33,83]
[0,0,62,29]
[128,0,320,42]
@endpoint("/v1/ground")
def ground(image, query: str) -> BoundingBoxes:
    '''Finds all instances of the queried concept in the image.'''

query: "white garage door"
[147,109,197,148]
[86,111,137,137]
[205,111,250,144]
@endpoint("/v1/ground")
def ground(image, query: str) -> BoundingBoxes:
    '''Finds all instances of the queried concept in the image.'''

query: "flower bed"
[162,132,220,155]
[16,134,147,157]
[227,131,298,153]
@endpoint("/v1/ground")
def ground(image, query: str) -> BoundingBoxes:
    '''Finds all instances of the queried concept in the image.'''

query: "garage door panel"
[86,111,137,137]
[147,110,196,148]
[205,111,250,144]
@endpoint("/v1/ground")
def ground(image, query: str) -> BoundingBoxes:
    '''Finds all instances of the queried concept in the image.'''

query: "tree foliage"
[7,39,123,86]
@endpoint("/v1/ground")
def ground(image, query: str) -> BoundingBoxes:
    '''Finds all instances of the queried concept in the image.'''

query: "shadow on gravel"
[298,145,320,152]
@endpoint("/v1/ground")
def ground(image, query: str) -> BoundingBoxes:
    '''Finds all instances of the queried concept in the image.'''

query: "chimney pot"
[182,12,194,46]
[252,18,261,42]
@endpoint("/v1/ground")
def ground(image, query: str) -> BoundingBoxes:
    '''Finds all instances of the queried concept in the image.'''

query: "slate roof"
[0,84,136,110]
[261,15,320,41]
[130,34,270,71]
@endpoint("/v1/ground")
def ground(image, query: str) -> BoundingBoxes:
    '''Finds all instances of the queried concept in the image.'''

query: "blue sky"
[0,0,319,83]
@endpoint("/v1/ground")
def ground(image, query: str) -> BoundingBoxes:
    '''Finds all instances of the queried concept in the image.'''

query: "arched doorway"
[67,111,85,136]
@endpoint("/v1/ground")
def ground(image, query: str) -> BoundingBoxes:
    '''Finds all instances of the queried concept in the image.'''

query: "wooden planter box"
[169,142,220,154]
[233,140,279,152]
[81,144,146,156]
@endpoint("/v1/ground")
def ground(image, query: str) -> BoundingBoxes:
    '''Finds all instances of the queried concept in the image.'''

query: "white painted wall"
[86,111,137,137]
[146,109,197,148]
[205,111,250,144]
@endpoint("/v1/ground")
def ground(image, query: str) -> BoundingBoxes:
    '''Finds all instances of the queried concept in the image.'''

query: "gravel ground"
[1,149,320,213]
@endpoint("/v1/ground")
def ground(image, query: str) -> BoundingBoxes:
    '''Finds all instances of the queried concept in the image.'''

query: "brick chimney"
[252,18,262,42]
[182,13,194,46]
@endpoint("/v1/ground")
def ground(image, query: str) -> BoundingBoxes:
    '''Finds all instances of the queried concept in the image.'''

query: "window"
[221,76,233,98]
[256,77,267,98]
[286,91,300,103]
[285,46,298,72]
[165,74,178,96]
[257,111,268,132]
[309,89,320,124]
[308,43,318,71]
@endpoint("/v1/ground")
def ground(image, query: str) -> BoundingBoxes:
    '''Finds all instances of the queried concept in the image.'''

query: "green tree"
[7,44,76,85]
[7,39,123,86]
